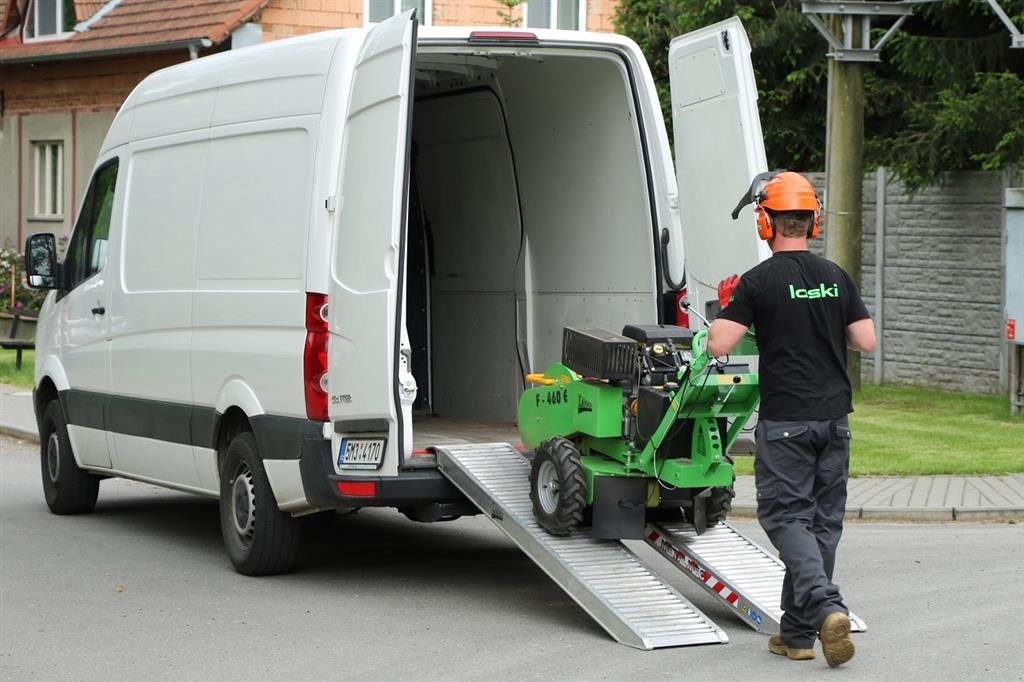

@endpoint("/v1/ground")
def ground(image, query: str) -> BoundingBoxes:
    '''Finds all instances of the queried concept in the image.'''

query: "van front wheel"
[39,400,100,515]
[219,432,300,575]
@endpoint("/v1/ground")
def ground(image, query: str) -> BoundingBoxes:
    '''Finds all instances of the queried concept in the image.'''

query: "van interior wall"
[496,53,657,371]
[412,90,522,423]
[411,51,656,424]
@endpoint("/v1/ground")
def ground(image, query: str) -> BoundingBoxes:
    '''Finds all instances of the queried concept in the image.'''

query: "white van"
[25,12,770,575]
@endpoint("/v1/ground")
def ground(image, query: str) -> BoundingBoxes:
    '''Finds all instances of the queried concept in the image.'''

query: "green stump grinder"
[518,324,760,540]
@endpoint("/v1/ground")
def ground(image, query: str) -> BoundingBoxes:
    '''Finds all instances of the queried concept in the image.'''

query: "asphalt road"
[2,434,1022,681]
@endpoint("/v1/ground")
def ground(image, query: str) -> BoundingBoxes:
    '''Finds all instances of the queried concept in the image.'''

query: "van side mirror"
[24,233,60,290]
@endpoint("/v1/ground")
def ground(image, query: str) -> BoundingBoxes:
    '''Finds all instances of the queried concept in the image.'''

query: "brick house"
[0,0,620,250]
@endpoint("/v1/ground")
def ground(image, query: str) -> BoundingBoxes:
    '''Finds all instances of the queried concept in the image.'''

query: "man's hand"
[718,274,741,309]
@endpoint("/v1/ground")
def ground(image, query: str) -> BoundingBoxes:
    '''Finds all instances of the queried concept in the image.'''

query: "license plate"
[337,438,386,469]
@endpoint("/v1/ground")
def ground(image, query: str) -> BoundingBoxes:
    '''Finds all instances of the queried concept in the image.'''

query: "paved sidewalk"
[2,383,1022,521]
[0,383,38,442]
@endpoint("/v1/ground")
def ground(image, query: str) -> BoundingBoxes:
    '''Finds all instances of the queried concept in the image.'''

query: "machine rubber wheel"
[39,400,100,515]
[529,437,586,536]
[705,477,736,525]
[684,474,736,526]
[219,432,301,576]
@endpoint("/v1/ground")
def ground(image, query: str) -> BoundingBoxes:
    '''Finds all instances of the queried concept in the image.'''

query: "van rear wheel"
[39,401,100,515]
[219,432,300,575]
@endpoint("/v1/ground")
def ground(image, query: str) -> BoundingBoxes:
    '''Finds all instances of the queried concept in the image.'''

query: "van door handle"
[91,306,106,315]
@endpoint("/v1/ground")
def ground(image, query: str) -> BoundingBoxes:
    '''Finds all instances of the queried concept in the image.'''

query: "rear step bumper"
[299,439,468,508]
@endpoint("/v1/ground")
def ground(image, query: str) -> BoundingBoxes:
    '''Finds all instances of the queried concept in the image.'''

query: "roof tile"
[74,1,109,23]
[1,0,270,63]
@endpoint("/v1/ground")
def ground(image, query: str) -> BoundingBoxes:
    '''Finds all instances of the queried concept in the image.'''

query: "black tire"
[684,475,736,525]
[39,400,100,515]
[219,432,301,576]
[529,437,586,536]
[706,477,736,524]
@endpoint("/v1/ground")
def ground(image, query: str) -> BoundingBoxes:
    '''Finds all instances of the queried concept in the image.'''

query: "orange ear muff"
[755,206,774,241]
[807,197,822,239]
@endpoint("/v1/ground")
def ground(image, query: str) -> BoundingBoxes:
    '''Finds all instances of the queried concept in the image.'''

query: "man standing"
[708,172,876,668]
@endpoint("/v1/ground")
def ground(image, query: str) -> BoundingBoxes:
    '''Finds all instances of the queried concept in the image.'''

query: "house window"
[365,0,432,26]
[23,0,77,40]
[32,141,64,220]
[524,0,584,30]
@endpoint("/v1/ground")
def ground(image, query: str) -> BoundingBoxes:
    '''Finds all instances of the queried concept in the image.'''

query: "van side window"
[65,159,118,290]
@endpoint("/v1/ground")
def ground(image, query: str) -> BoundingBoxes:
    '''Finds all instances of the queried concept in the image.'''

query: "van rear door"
[328,10,417,474]
[669,17,771,316]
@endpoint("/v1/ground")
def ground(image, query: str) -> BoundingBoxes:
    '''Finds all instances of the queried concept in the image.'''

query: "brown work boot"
[768,634,815,661]
[819,611,855,667]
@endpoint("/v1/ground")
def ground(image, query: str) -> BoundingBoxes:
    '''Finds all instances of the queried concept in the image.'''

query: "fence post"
[873,167,886,385]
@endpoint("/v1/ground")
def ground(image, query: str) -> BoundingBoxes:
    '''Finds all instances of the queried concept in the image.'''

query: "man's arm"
[846,318,876,352]
[708,318,750,357]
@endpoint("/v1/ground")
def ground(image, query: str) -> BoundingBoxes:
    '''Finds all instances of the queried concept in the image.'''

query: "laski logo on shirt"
[788,283,839,300]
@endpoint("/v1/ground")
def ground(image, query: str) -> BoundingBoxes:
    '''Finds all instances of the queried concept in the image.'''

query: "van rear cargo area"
[407,45,658,430]
[411,416,523,450]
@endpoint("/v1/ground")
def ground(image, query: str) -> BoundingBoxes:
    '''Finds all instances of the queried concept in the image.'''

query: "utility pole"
[826,16,866,388]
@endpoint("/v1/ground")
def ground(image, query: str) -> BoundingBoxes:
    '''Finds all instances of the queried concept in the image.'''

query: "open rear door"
[669,17,770,317]
[329,10,417,472]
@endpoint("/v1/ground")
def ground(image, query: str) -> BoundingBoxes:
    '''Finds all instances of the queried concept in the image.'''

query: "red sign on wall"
[1008,319,1017,341]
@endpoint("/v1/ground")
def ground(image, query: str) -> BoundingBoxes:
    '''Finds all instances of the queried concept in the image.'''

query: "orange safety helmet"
[731,171,821,240]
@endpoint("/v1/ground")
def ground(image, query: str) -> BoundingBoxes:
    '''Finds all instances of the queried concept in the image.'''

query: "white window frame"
[523,0,586,31]
[22,0,76,42]
[31,141,64,220]
[363,0,433,26]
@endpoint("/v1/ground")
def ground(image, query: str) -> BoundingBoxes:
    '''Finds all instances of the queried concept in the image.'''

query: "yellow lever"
[526,373,556,386]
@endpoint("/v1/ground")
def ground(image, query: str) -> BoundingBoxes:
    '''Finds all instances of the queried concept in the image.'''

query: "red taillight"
[305,292,328,332]
[337,480,377,497]
[468,30,538,42]
[304,293,329,422]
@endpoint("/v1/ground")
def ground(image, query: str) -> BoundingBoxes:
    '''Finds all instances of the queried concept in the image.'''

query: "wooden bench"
[1,312,35,371]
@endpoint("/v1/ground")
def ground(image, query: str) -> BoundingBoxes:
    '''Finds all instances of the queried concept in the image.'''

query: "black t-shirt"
[717,250,870,420]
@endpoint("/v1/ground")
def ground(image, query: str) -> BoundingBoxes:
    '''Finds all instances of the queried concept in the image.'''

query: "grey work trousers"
[755,417,852,648]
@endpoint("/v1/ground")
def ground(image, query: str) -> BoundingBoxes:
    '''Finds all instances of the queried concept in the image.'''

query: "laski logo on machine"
[577,396,593,414]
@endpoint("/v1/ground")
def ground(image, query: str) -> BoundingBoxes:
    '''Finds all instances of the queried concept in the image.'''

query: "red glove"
[717,275,741,309]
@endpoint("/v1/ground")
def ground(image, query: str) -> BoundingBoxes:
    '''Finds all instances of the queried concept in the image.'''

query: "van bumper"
[299,437,468,508]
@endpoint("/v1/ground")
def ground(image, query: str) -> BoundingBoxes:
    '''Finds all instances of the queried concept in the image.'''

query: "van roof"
[102,24,641,153]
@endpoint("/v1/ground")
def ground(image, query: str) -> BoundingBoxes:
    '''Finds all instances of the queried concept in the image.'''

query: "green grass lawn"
[0,348,33,388]
[732,383,1024,477]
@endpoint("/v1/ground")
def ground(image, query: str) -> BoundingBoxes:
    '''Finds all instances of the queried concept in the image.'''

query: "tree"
[614,0,1024,188]
[867,1,1024,188]
[614,0,828,173]
[495,0,526,27]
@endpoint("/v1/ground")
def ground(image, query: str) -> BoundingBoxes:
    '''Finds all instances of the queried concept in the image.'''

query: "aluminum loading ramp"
[434,443,727,650]
[645,521,867,634]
